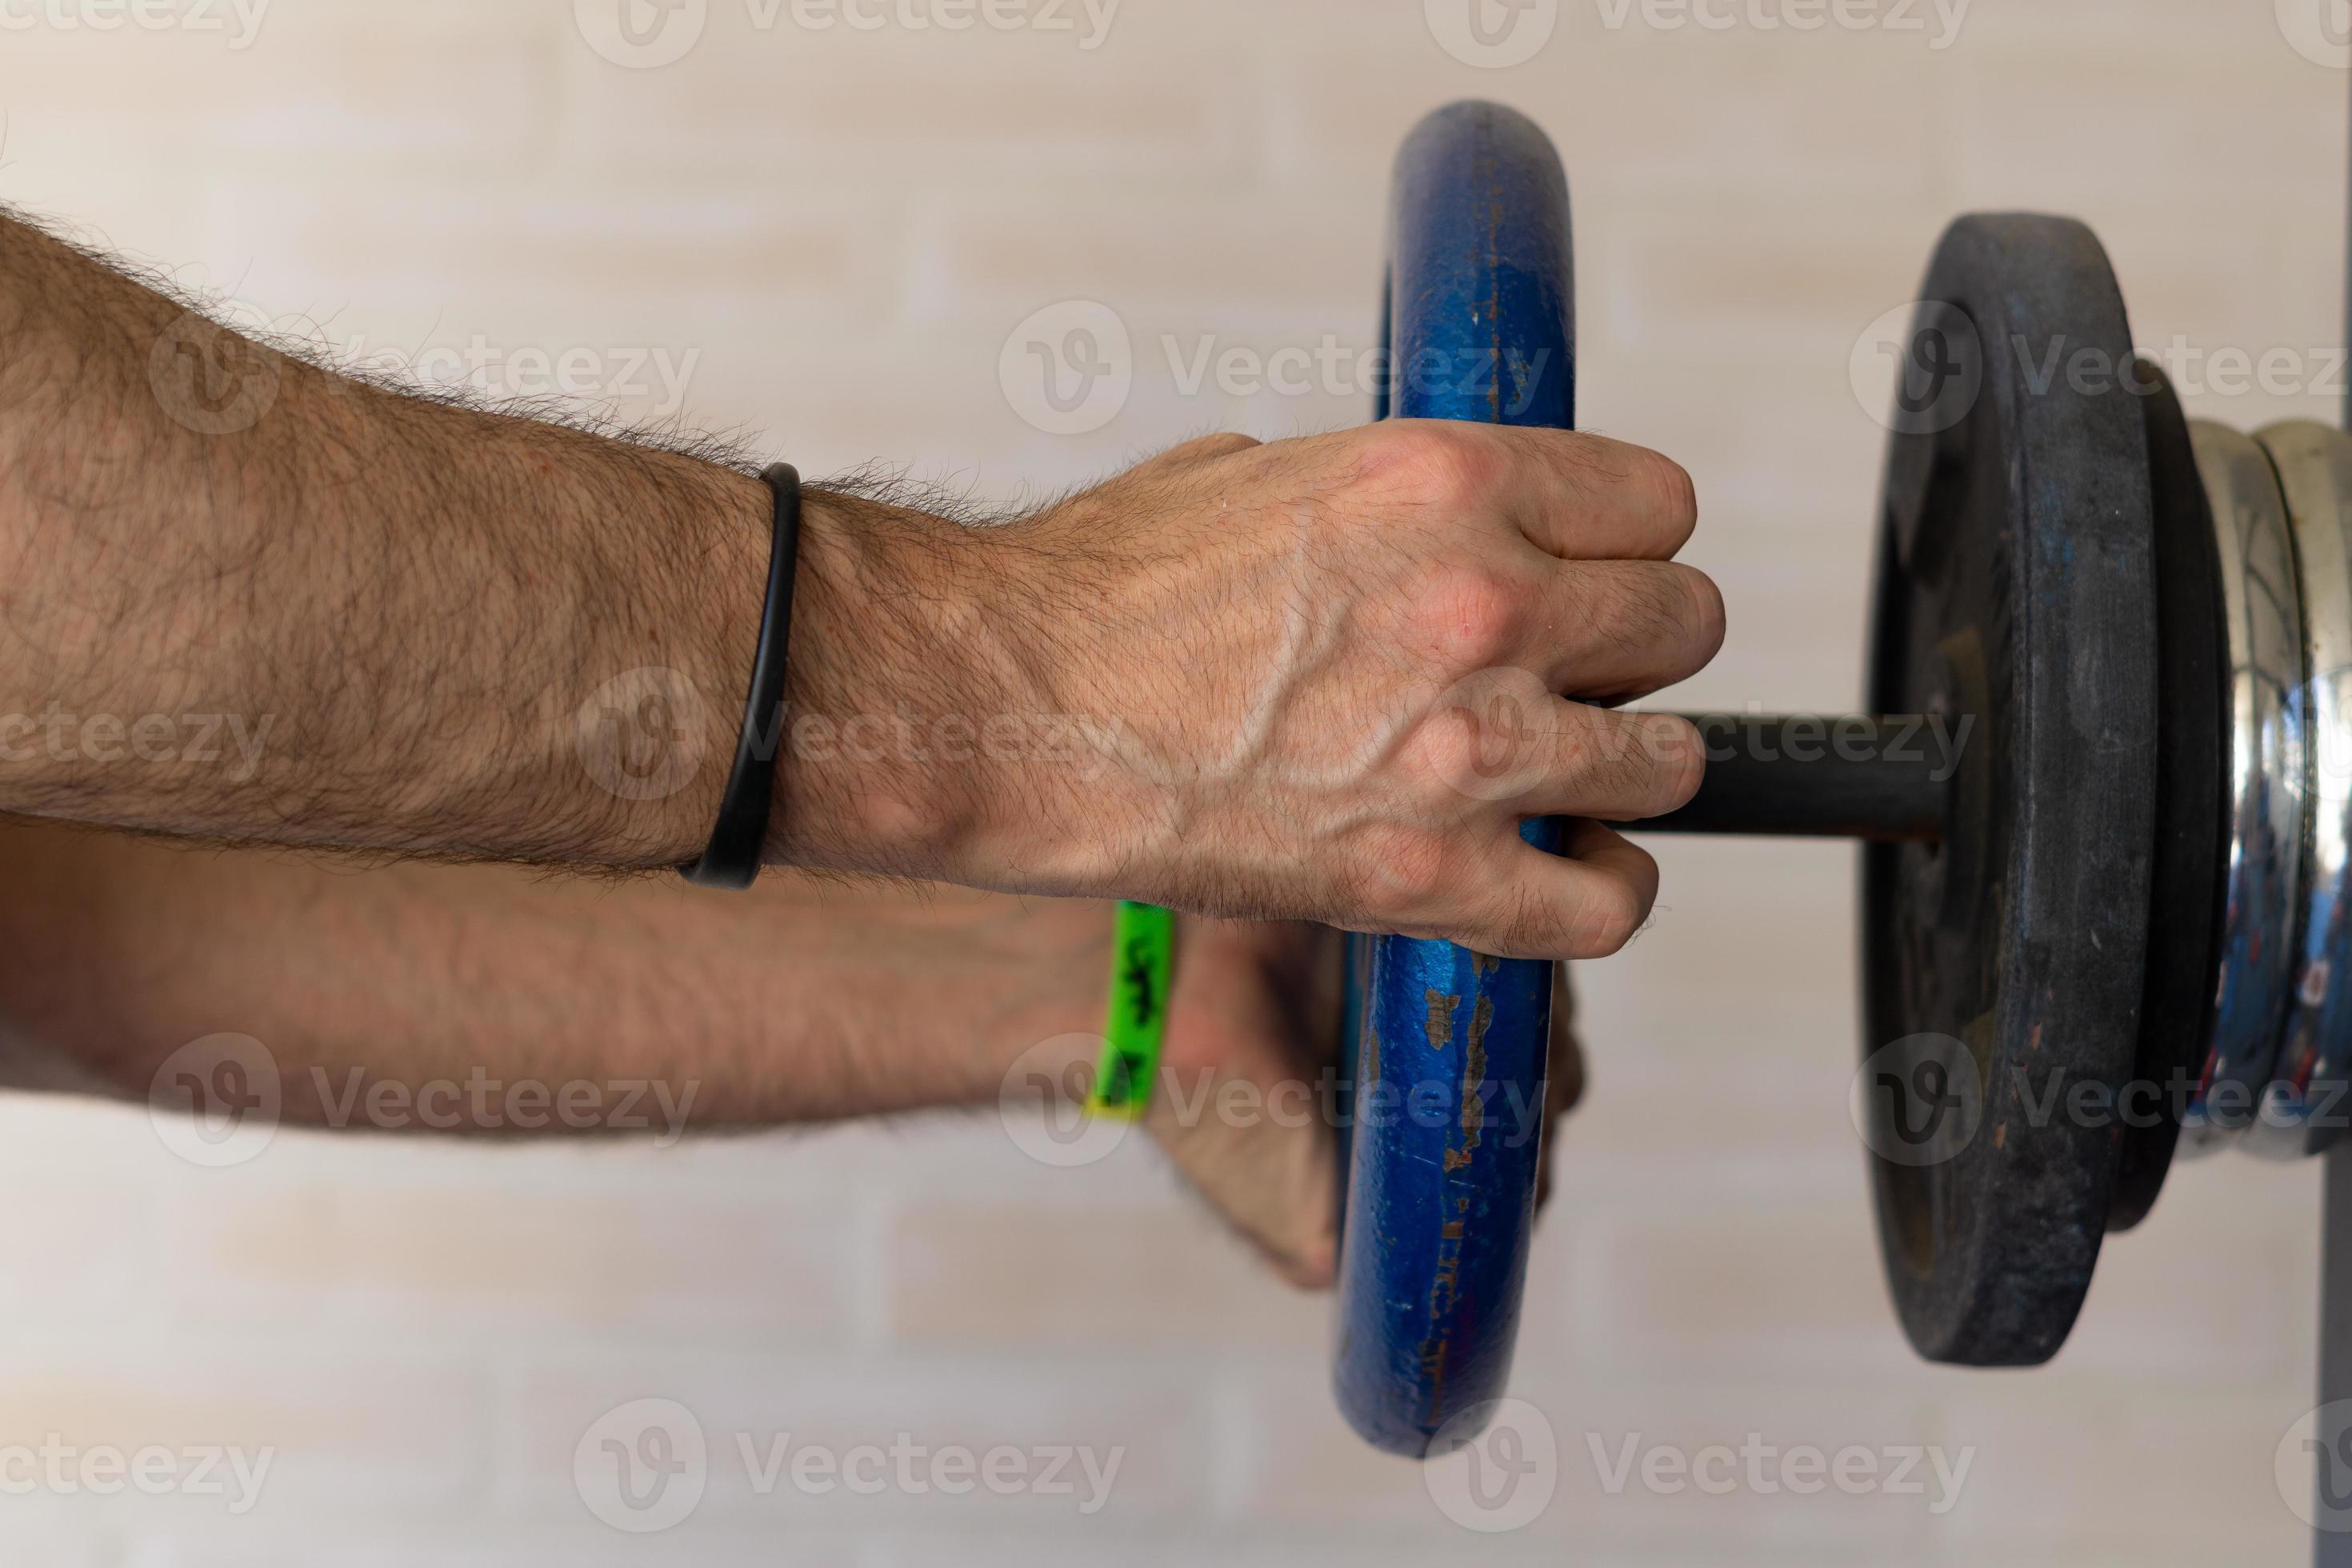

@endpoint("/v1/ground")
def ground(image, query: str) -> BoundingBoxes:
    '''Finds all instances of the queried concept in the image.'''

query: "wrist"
[566,457,774,870]
[974,894,1117,1104]
[826,882,1114,1110]
[765,488,1096,888]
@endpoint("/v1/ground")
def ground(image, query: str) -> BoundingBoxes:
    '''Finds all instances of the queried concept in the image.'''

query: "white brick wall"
[0,1,2343,1562]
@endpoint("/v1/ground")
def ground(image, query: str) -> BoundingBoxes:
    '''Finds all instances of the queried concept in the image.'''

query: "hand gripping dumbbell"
[1333,99,2352,1456]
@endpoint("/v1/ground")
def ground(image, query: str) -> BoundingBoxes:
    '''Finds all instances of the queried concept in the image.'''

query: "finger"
[1150,1087,1339,1290]
[1486,428,1699,562]
[1420,674,1702,819]
[1146,918,1343,1290]
[1470,821,1659,962]
[1520,558,1726,702]
[1517,706,1706,822]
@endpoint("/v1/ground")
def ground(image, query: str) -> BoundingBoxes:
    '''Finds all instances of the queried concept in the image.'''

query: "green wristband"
[1088,902,1175,1119]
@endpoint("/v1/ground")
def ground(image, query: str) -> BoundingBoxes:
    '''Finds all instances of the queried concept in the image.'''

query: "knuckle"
[1350,821,1460,920]
[1486,906,1550,962]
[1564,879,1647,959]
[1359,421,1500,507]
[1414,563,1527,670]
[1492,878,1627,962]
[1578,713,1702,818]
[1588,563,1722,674]
[1676,566,1729,654]
[1414,674,1550,797]
[1558,708,1638,788]
[1646,715,1708,813]
[1645,452,1699,536]
[1410,700,1487,786]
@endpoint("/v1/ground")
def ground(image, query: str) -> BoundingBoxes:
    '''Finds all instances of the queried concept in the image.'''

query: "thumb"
[1147,918,1345,1289]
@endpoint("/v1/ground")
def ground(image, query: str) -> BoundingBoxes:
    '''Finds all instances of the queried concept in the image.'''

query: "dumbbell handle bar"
[1638,714,1949,845]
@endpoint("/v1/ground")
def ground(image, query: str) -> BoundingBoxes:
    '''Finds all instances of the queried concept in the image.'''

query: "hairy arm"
[0,207,1719,962]
[0,813,1374,1282]
[0,817,1110,1127]
[0,210,783,866]
[0,210,1122,888]
[0,814,1586,1288]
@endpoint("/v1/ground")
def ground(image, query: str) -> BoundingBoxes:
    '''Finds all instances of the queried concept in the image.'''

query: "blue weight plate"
[1331,99,1574,1457]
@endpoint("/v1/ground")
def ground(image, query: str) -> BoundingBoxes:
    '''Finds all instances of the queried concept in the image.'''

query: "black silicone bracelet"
[680,462,802,890]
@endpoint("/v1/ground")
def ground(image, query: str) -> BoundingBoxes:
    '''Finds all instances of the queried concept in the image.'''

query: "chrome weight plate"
[2246,421,2352,1158]
[2181,422,2306,1151]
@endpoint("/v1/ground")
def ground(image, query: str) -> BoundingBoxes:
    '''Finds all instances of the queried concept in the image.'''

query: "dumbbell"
[1333,99,2352,1457]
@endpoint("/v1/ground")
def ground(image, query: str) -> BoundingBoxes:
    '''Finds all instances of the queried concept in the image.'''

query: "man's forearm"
[0,205,1726,962]
[0,210,778,867]
[0,815,1108,1129]
[0,814,1378,1286]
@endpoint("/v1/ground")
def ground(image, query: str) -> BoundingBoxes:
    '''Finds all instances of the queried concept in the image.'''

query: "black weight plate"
[2107,361,2227,1231]
[1861,214,2158,1365]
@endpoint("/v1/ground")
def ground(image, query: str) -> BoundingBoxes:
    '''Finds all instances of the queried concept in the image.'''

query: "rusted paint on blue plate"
[1332,99,1574,1457]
